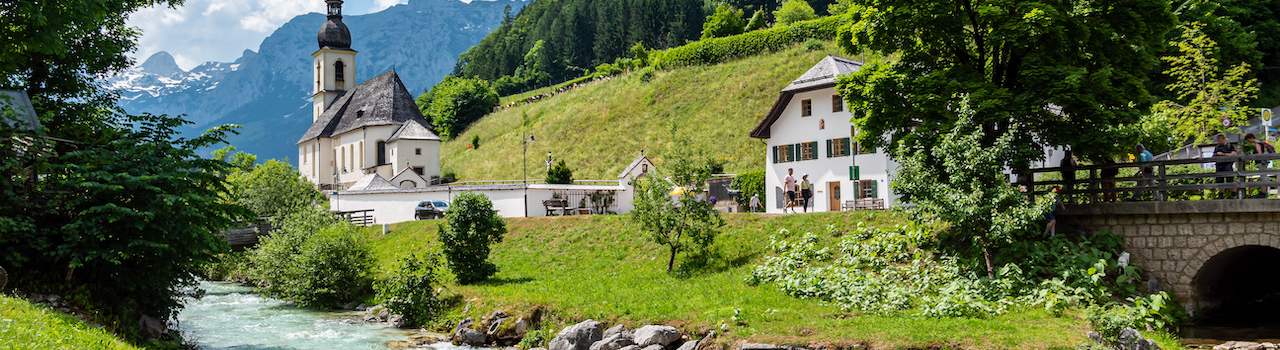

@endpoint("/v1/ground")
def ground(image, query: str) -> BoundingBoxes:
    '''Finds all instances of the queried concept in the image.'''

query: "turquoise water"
[178,281,447,350]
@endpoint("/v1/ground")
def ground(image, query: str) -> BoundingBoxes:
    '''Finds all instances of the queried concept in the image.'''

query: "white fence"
[328,182,637,224]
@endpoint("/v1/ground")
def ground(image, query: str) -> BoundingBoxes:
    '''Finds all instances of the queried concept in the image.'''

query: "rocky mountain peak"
[137,51,185,77]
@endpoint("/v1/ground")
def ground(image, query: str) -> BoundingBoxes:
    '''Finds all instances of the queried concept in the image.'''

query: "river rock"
[138,314,167,339]
[676,340,699,350]
[387,314,404,328]
[457,328,487,346]
[633,325,681,348]
[485,310,509,324]
[549,319,605,350]
[590,333,636,350]
[1117,328,1159,350]
[343,301,359,310]
[642,345,664,350]
[454,317,476,338]
[616,346,639,350]
[603,324,630,339]
[1216,342,1266,350]
[514,317,531,336]
[363,314,381,323]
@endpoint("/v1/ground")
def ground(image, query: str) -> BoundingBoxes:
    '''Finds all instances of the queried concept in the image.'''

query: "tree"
[773,0,816,26]
[836,0,1174,164]
[629,142,725,272]
[224,159,325,219]
[439,192,508,284]
[1155,22,1258,142]
[546,159,574,184]
[212,145,257,173]
[893,100,1051,278]
[834,0,1174,276]
[249,206,375,307]
[417,76,499,140]
[375,252,444,327]
[744,10,767,31]
[701,5,746,40]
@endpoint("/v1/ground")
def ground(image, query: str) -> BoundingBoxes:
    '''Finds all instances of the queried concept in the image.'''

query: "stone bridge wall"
[1058,199,1280,311]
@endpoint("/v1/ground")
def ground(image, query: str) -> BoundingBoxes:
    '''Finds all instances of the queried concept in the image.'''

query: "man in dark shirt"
[1213,134,1238,198]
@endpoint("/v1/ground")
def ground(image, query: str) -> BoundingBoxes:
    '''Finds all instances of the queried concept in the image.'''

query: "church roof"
[388,119,440,142]
[298,70,435,144]
[317,18,352,50]
[749,55,862,139]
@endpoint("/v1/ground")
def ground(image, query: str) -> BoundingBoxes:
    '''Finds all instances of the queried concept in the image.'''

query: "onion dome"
[317,0,351,49]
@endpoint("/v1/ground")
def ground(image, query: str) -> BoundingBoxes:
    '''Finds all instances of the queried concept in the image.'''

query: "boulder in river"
[1116,328,1160,350]
[549,319,604,350]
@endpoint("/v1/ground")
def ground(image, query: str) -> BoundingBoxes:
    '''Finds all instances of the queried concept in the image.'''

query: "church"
[296,0,442,190]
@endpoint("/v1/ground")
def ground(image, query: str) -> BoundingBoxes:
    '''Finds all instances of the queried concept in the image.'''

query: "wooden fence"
[1021,153,1280,203]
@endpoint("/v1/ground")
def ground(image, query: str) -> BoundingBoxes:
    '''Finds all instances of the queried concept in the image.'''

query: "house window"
[415,148,421,155]
[413,167,424,175]
[833,95,843,112]
[827,138,851,158]
[801,99,812,117]
[800,142,817,161]
[859,180,878,198]
[773,142,819,163]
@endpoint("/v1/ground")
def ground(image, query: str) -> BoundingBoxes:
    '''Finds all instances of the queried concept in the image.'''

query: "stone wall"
[1058,199,1280,311]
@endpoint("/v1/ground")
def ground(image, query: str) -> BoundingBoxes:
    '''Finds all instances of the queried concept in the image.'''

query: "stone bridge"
[1060,200,1280,313]
[1024,153,1280,314]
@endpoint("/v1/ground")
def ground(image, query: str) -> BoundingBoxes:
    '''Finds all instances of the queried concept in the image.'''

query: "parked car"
[414,200,450,220]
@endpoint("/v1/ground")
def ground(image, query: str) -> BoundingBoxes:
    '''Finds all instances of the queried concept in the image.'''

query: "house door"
[827,182,840,212]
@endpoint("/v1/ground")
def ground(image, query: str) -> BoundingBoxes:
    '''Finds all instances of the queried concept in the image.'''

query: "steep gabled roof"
[388,119,440,142]
[618,155,654,179]
[298,69,432,144]
[749,56,862,139]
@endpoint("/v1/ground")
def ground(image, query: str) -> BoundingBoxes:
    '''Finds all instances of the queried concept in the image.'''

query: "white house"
[296,0,441,189]
[749,55,898,213]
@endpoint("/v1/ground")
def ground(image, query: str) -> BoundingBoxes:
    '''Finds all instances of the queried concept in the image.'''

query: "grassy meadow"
[0,295,141,350]
[368,211,1097,349]
[440,42,848,182]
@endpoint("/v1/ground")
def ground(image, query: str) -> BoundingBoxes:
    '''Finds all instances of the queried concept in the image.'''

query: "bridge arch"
[1188,240,1280,318]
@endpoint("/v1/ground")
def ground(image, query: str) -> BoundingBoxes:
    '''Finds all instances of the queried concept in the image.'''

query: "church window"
[359,141,364,168]
[376,140,387,165]
[413,167,424,175]
[315,62,321,91]
[334,60,346,88]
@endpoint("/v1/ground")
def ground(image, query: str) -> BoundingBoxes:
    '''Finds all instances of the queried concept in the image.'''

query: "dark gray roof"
[781,55,862,93]
[388,119,440,142]
[298,70,434,144]
[317,18,352,50]
[750,56,862,139]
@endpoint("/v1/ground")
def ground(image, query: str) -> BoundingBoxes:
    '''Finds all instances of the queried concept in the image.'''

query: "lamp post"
[523,133,536,217]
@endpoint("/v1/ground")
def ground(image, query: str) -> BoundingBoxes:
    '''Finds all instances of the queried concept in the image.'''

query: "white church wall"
[389,139,440,180]
[329,184,632,224]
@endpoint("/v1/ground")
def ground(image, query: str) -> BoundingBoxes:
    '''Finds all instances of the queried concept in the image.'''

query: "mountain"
[105,0,527,162]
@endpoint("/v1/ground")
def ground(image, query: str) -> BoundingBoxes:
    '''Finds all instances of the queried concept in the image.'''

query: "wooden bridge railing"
[1020,153,1280,203]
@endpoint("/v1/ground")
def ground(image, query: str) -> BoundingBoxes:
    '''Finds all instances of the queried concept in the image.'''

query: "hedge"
[652,15,848,69]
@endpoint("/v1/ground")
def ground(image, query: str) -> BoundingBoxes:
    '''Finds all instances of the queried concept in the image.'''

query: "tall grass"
[0,295,141,350]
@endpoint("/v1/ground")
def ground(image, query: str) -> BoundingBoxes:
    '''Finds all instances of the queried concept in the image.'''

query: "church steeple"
[311,0,357,122]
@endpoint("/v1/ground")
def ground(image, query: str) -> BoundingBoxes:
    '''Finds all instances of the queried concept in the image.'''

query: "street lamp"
[523,133,536,217]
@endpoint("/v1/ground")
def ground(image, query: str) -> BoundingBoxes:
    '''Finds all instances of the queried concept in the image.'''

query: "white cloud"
[127,0,384,70]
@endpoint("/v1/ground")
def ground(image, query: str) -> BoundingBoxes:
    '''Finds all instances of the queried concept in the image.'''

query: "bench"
[543,199,573,216]
[842,198,886,210]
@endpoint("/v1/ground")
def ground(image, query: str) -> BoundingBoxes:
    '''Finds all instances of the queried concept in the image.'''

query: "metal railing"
[1020,153,1280,203]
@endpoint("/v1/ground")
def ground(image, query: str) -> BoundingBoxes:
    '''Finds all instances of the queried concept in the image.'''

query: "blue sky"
[127,0,413,70]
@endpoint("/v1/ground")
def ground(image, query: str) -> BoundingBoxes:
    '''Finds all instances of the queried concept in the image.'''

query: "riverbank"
[0,294,140,350]
[368,211,1098,349]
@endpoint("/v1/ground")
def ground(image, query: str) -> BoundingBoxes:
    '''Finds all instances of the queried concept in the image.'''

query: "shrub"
[595,62,624,77]
[224,159,324,219]
[654,15,845,68]
[701,5,745,40]
[471,134,481,150]
[774,0,817,25]
[517,329,549,349]
[731,170,765,209]
[804,38,825,51]
[744,10,767,31]
[439,192,508,284]
[199,252,252,282]
[376,253,445,327]
[546,159,574,184]
[418,76,499,140]
[638,66,657,82]
[249,207,375,307]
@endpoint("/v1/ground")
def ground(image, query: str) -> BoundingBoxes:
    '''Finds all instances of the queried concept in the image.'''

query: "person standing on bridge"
[1059,150,1078,203]
[1045,186,1061,236]
[1213,134,1238,198]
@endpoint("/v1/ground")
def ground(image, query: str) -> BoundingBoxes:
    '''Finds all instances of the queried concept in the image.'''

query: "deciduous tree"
[1155,22,1258,142]
[630,141,725,272]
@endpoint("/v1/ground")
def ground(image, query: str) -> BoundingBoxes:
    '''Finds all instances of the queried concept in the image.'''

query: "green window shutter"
[843,138,852,156]
[772,146,778,164]
[826,139,833,158]
[870,180,879,198]
[810,142,818,160]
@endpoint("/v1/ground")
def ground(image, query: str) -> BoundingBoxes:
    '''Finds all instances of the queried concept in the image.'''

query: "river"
[178,281,461,350]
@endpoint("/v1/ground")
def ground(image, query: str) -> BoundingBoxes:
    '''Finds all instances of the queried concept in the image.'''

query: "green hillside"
[442,42,847,181]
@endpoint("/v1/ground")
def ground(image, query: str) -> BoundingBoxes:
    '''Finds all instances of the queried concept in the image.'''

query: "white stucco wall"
[763,87,898,213]
[329,184,632,224]
[389,139,441,180]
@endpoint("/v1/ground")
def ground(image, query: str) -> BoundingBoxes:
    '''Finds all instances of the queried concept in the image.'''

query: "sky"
[127,0,412,70]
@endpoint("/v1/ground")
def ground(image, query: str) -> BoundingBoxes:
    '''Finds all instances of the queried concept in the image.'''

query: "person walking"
[800,174,813,213]
[784,168,797,213]
[1213,134,1238,198]
[1059,150,1078,203]
[749,193,762,213]
[1245,133,1273,198]
[1135,143,1157,201]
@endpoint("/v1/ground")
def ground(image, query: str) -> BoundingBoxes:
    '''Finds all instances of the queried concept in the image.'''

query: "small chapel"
[296,0,442,190]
